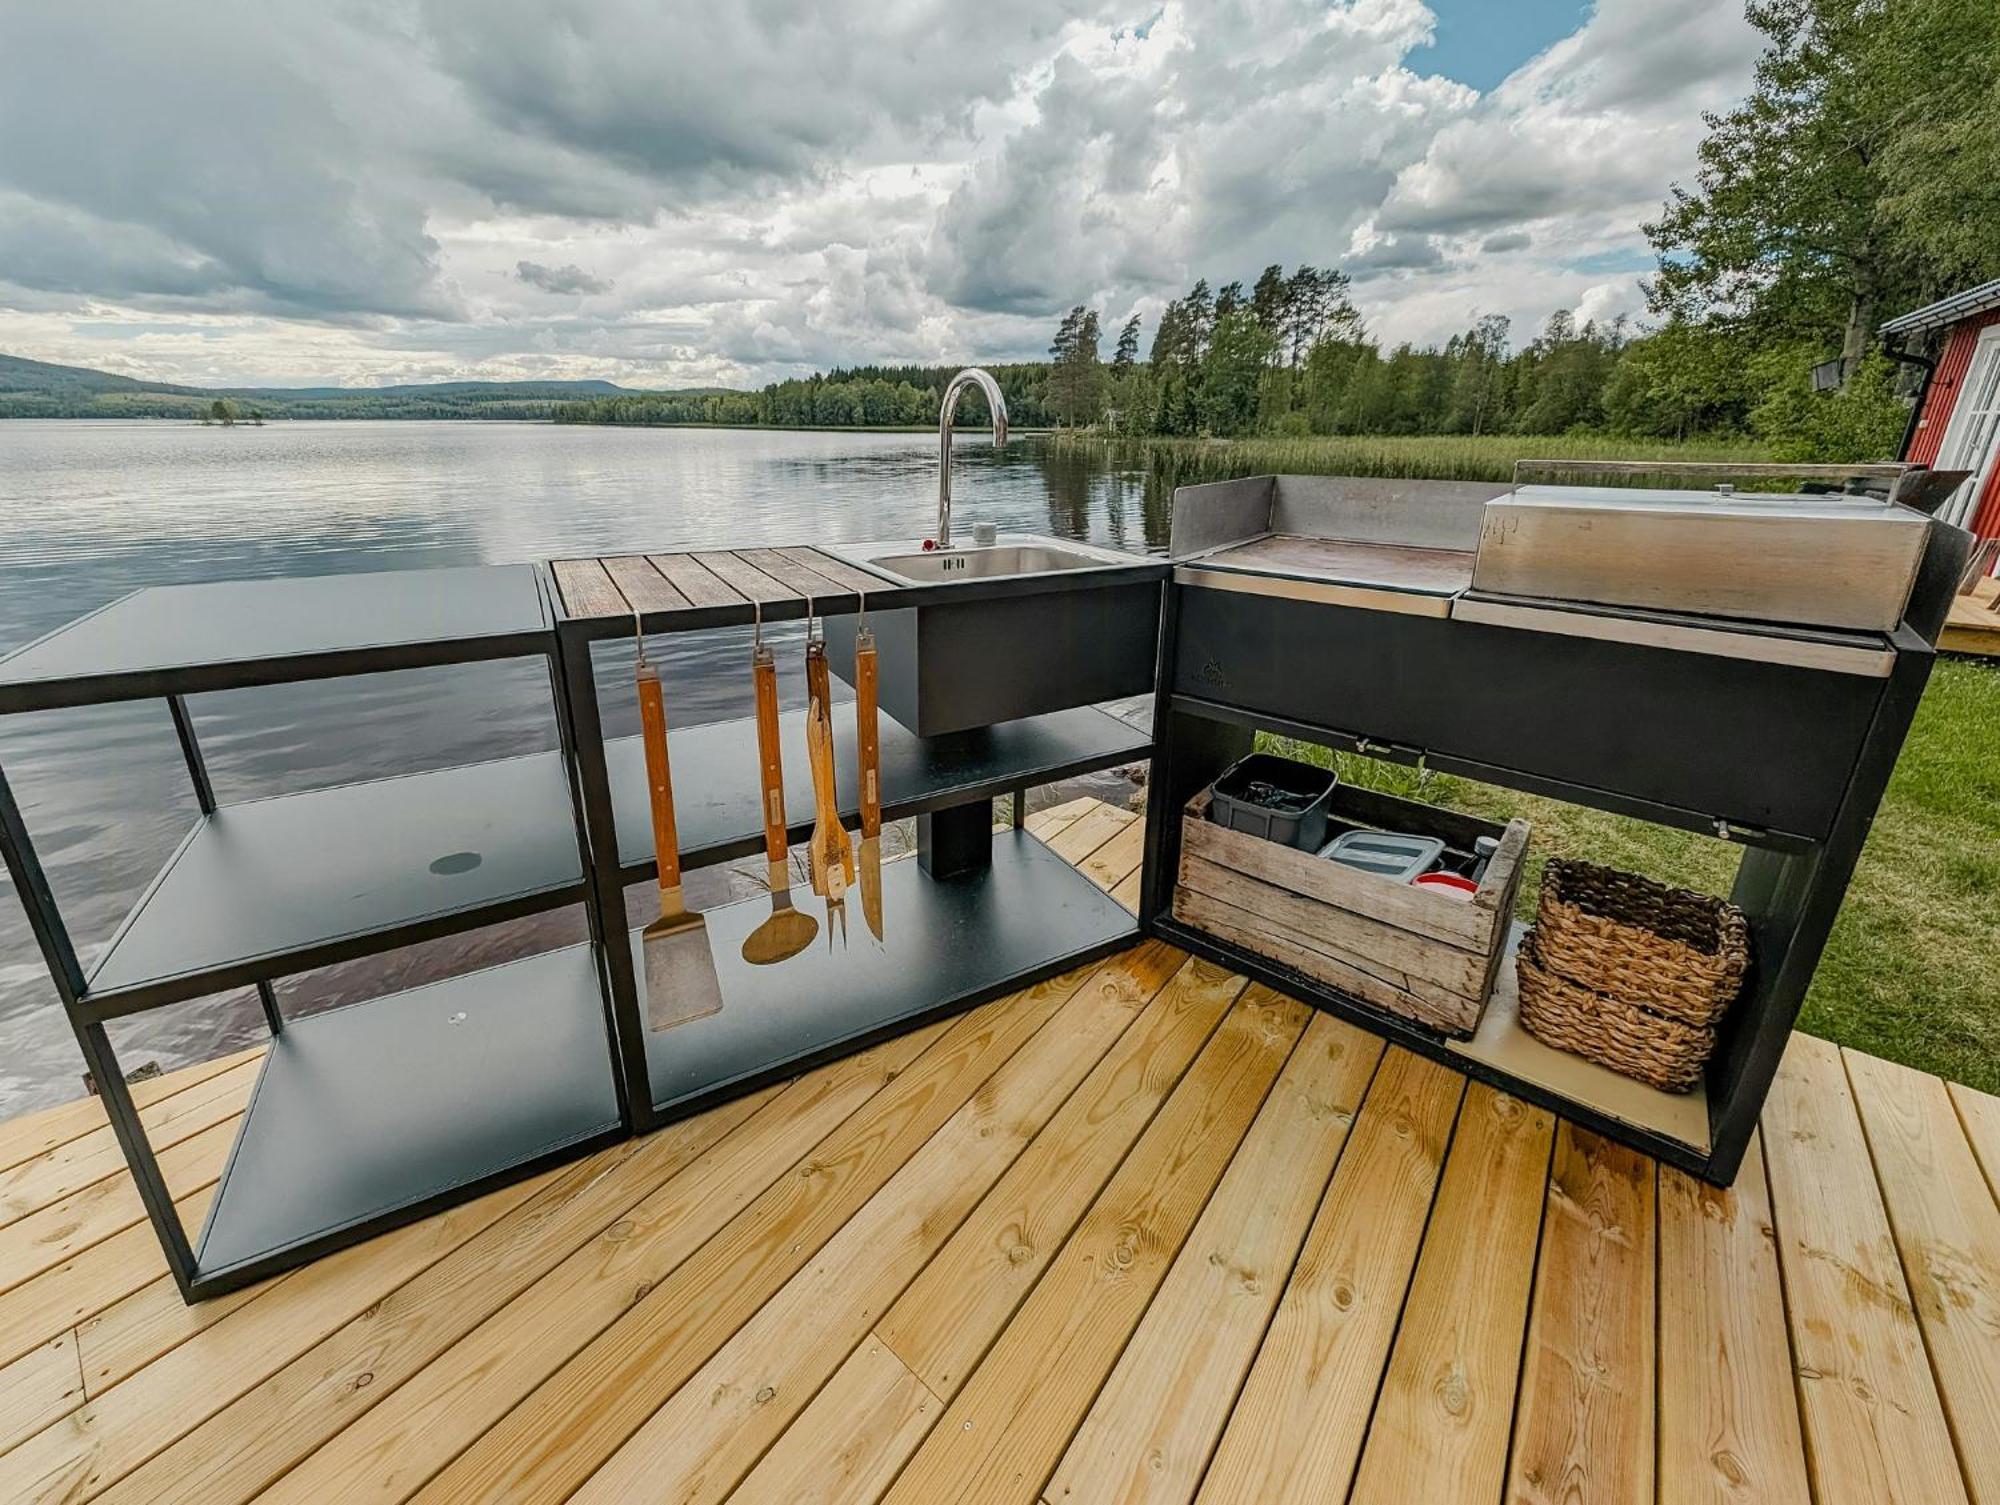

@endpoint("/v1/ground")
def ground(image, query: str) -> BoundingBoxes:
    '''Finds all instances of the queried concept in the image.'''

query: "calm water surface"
[0,421,1167,1115]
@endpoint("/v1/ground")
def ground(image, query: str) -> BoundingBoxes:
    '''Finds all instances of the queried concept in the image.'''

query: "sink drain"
[429,851,482,876]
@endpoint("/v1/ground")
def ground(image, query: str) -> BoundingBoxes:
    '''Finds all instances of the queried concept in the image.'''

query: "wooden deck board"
[415,982,1088,1505]
[1195,1047,1464,1503]
[1044,1011,1382,1504]
[1941,575,2000,658]
[570,946,1180,1505]
[1763,1033,1970,1505]
[1507,1124,1657,1505]
[0,1049,259,1177]
[1656,1130,1811,1505]
[1950,1080,2000,1201]
[880,987,1312,1504]
[0,799,1993,1505]
[1349,1081,1555,1504]
[874,948,1232,1403]
[1846,1049,2000,1505]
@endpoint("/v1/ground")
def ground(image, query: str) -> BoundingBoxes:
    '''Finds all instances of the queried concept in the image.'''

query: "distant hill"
[0,354,734,420]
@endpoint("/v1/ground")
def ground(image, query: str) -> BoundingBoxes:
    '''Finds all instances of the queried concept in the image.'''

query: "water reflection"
[0,421,1163,1114]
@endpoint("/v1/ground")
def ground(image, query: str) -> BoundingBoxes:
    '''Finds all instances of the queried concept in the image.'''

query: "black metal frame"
[0,568,630,1301]
[1140,522,1972,1185]
[0,557,1162,1298]
[548,576,1161,1134]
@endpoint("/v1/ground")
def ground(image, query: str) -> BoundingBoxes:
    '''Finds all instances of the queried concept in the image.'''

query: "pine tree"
[1112,314,1141,373]
[1250,264,1288,336]
[1148,301,1185,367]
[1045,305,1104,426]
[1181,279,1214,364]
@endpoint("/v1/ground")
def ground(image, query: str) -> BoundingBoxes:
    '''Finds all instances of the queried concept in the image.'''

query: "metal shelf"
[1152,915,1712,1176]
[82,752,585,1020]
[190,943,623,1295]
[0,565,551,711]
[635,828,1139,1117]
[608,704,1153,881]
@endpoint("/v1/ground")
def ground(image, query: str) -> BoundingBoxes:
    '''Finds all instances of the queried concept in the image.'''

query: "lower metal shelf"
[637,828,1139,1117]
[191,942,624,1295]
[1151,914,1715,1177]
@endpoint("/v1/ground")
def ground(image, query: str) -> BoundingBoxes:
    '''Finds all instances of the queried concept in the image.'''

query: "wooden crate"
[1173,784,1530,1037]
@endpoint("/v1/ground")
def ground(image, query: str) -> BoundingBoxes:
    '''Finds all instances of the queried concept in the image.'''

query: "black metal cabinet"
[1143,520,1970,1185]
[1171,585,1883,842]
[0,565,626,1300]
[0,557,1163,1300]
[548,580,1158,1134]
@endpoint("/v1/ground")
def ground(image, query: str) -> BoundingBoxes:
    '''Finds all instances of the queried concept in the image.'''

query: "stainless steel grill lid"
[1470,483,1931,633]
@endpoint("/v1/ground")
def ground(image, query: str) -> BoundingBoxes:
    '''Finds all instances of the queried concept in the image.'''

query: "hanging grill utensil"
[855,588,884,942]
[623,596,723,1029]
[739,600,818,965]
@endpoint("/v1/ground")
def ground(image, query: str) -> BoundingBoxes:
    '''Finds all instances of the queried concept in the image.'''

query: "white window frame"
[1935,324,2000,530]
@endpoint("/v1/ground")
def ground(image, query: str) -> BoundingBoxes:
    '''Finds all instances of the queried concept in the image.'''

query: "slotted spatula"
[635,642,723,1029]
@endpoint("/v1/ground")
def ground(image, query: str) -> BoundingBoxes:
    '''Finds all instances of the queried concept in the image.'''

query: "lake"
[0,420,1169,1116]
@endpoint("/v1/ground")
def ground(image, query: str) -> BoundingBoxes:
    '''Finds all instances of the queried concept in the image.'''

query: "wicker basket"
[1516,859,1750,1093]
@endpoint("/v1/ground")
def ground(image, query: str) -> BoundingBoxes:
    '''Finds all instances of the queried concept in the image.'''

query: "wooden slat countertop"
[550,546,900,624]
[1,798,1997,1504]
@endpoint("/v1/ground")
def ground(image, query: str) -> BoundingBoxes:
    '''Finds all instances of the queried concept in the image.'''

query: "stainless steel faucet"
[936,367,1008,549]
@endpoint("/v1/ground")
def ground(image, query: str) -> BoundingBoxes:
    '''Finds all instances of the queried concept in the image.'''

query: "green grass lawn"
[1263,654,2000,1092]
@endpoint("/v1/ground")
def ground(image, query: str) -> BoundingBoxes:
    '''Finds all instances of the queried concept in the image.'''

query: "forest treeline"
[552,363,1044,429]
[551,279,1904,461]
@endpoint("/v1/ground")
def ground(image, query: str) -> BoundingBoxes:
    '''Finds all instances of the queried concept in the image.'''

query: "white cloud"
[0,0,1761,386]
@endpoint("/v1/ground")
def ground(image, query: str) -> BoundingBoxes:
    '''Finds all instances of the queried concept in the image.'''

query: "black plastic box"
[1207,753,1338,850]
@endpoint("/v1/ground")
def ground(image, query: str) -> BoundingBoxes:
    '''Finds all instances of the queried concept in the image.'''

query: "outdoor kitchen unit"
[1143,462,1970,1185]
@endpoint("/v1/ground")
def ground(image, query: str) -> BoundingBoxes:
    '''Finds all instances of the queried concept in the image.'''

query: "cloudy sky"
[0,0,1759,390]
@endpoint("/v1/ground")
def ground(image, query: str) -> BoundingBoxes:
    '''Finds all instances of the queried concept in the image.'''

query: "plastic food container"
[1207,754,1339,851]
[1319,828,1445,882]
[1414,871,1480,898]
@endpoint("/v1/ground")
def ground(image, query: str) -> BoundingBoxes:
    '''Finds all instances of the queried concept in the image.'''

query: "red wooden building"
[1883,277,2000,544]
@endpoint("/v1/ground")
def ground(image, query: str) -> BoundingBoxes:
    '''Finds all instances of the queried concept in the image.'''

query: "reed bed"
[1051,430,1776,486]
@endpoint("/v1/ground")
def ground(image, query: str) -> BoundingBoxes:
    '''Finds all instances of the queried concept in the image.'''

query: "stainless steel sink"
[827,534,1137,584]
[821,535,1159,738]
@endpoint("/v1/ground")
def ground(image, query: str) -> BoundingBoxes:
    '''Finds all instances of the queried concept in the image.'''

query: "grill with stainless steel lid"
[1147,459,1969,1188]
[1468,461,1934,633]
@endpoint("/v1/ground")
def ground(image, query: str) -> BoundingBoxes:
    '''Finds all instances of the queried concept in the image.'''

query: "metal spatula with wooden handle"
[636,651,723,1030]
[740,640,818,966]
[855,620,884,942]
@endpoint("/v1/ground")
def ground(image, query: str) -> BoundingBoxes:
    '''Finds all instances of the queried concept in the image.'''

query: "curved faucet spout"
[937,367,1009,549]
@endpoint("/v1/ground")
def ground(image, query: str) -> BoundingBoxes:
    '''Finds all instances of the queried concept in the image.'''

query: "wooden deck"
[1,798,1996,1504]
[1942,573,2000,658]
